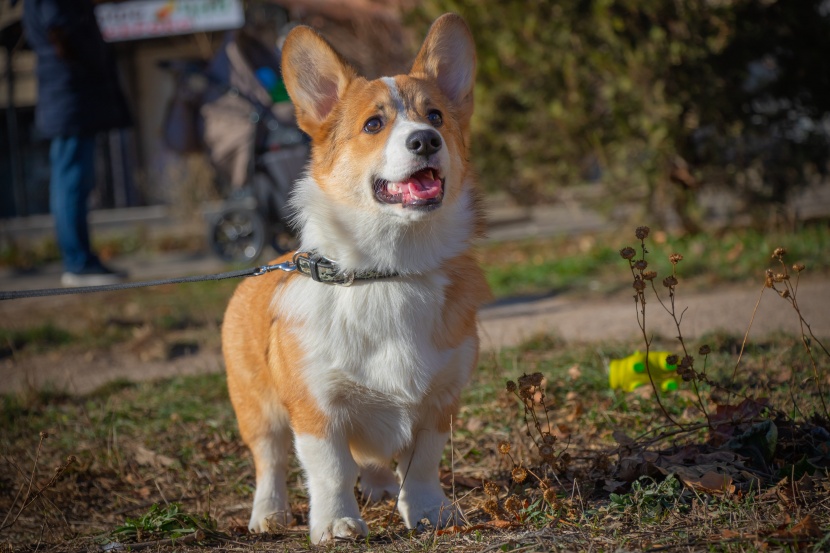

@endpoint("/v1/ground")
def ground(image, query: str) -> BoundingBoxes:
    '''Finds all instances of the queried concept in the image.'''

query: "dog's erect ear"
[281,26,356,136]
[410,14,476,118]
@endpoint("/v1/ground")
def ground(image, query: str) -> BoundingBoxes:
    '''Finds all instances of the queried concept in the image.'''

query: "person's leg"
[50,135,96,273]
[50,135,125,285]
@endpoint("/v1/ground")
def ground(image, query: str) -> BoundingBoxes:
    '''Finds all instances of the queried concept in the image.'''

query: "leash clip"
[252,261,297,276]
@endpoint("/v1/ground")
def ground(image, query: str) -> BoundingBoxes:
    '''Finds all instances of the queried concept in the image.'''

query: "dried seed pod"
[619,247,636,260]
[543,488,558,506]
[483,498,501,519]
[504,495,523,514]
[484,481,501,497]
[511,466,528,484]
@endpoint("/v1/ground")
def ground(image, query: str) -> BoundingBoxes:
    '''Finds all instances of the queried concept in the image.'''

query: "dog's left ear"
[410,13,476,123]
[281,26,357,138]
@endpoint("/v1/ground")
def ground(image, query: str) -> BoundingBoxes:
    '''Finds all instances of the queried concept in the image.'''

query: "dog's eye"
[427,110,443,127]
[363,117,384,134]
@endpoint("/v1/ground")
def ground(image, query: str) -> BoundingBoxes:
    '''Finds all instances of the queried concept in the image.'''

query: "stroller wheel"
[209,207,267,263]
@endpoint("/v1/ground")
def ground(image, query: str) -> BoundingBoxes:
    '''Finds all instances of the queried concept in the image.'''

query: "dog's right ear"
[281,27,356,137]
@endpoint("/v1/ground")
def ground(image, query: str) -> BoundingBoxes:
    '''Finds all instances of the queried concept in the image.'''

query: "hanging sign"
[95,0,244,42]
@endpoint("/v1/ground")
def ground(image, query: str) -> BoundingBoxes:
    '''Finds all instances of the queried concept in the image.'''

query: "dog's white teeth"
[388,183,400,194]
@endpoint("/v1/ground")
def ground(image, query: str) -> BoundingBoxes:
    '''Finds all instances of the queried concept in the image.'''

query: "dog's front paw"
[398,489,459,529]
[311,517,369,543]
[248,500,293,533]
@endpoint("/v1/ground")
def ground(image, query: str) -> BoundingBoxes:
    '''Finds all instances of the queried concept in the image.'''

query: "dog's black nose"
[406,129,442,157]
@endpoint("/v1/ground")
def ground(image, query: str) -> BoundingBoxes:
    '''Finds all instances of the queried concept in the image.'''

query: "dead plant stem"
[630,254,682,429]
[729,283,766,397]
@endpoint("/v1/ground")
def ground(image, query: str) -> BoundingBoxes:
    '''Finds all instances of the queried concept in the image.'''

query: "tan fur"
[224,253,328,441]
[433,254,493,351]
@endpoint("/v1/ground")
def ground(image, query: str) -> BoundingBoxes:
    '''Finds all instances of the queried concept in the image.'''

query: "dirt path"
[3,276,828,396]
[479,277,830,349]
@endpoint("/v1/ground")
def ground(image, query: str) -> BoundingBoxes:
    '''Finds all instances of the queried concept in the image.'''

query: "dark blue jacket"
[23,0,131,138]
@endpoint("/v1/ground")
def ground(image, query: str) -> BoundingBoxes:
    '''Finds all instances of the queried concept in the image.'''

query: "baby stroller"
[162,30,308,263]
[202,88,308,263]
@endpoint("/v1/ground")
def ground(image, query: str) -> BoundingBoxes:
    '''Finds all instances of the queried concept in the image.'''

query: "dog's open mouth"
[374,168,444,210]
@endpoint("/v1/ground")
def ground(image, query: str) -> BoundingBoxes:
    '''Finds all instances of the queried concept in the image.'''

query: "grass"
[0,227,205,272]
[1,328,827,551]
[480,222,830,298]
[0,280,235,359]
[112,502,216,542]
[0,323,75,359]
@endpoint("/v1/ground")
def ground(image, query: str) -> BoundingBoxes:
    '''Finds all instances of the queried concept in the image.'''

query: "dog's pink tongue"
[403,173,442,200]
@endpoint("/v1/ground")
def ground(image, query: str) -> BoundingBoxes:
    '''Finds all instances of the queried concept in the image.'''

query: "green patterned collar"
[291,251,399,286]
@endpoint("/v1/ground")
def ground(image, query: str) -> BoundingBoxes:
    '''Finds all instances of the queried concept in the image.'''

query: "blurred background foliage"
[412,0,830,231]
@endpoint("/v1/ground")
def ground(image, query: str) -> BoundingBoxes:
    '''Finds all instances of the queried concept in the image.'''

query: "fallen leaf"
[133,445,177,468]
[694,451,744,465]
[555,424,572,436]
[603,479,628,493]
[765,474,817,507]
[567,364,582,380]
[708,398,770,446]
[565,402,584,422]
[615,455,660,482]
[464,417,484,433]
[788,515,822,538]
[764,515,823,549]
[694,471,736,494]
[641,451,660,463]
[717,528,747,539]
[722,420,778,467]
[657,465,735,494]
[612,430,634,446]
[435,520,520,536]
[439,472,483,490]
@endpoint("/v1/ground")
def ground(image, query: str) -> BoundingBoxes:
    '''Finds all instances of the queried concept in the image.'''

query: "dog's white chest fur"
[275,273,476,461]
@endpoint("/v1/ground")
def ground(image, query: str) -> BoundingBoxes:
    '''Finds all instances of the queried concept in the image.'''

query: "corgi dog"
[221,13,491,543]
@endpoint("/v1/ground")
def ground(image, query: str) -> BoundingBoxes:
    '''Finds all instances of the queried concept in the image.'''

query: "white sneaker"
[61,264,127,287]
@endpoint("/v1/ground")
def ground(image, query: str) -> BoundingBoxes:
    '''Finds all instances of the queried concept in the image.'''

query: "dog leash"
[0,252,400,301]
[0,261,297,301]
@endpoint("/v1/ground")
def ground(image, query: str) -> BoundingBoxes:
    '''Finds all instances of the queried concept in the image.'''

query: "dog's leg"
[359,464,400,501]
[296,433,368,543]
[396,429,458,529]
[247,408,294,532]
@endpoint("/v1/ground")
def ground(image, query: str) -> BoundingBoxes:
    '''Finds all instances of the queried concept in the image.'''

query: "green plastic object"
[609,351,679,392]
[270,78,291,104]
